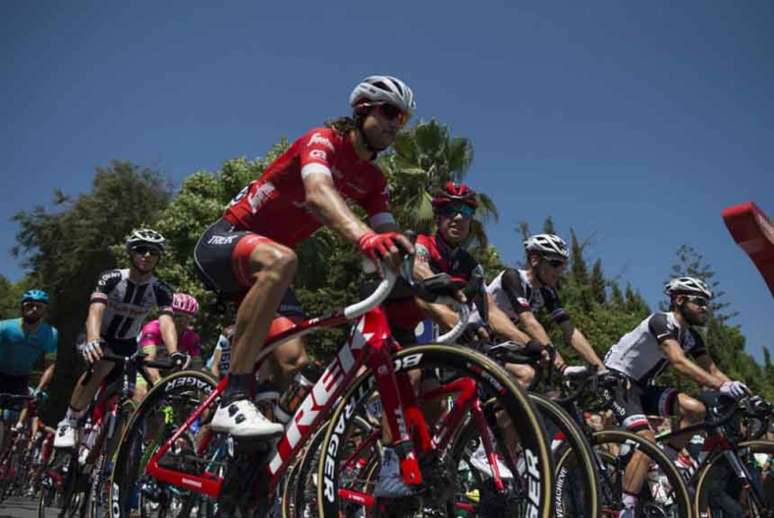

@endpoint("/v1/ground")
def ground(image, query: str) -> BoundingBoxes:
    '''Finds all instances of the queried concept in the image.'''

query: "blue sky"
[2,1,772,360]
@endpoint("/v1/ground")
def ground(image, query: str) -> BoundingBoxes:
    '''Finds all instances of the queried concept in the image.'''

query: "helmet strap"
[129,253,155,275]
[353,107,383,158]
[22,314,42,325]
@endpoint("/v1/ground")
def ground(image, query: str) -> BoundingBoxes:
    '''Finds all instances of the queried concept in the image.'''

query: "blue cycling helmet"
[21,289,49,304]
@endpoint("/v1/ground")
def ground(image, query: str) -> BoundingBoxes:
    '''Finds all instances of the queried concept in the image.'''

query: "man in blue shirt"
[0,289,59,402]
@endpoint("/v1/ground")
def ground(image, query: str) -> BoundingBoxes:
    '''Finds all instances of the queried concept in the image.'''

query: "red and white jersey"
[224,127,395,248]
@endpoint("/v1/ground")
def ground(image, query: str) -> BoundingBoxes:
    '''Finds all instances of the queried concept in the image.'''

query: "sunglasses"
[377,103,410,126]
[131,245,161,257]
[22,301,46,310]
[439,203,476,219]
[544,258,566,269]
[685,295,709,308]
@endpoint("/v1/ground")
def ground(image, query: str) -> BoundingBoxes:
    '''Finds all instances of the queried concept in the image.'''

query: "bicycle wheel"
[529,394,600,518]
[285,414,380,518]
[315,343,553,518]
[694,440,774,518]
[87,399,136,518]
[38,448,87,518]
[589,430,691,518]
[109,369,218,518]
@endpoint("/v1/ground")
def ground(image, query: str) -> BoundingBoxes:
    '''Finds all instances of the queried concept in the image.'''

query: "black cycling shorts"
[193,218,305,317]
[0,372,30,397]
[602,372,679,432]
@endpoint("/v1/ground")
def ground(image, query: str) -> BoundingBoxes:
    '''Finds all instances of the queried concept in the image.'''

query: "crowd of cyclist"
[1,74,771,517]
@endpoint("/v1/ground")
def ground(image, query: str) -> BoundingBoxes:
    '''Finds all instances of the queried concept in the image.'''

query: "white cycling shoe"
[468,441,514,479]
[210,399,284,437]
[53,420,76,448]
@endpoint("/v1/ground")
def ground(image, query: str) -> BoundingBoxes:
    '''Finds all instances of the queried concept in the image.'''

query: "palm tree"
[379,119,498,246]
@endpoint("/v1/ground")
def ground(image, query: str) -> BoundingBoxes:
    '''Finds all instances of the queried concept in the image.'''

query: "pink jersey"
[223,127,394,248]
[138,320,201,357]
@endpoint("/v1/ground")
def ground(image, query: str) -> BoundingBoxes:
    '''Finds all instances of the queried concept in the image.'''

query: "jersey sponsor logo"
[207,234,239,246]
[247,182,277,213]
[517,297,530,308]
[309,132,335,151]
[309,149,327,161]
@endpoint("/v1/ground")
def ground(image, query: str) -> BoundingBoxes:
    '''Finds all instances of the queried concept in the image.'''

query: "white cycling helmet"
[126,228,166,252]
[524,234,569,259]
[664,276,713,299]
[349,75,416,114]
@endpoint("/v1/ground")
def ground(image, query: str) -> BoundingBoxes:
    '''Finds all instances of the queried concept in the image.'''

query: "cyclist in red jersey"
[373,182,539,495]
[193,76,415,437]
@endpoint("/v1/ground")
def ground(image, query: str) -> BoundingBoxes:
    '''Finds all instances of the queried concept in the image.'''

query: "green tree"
[379,119,498,246]
[12,161,171,423]
[590,259,606,305]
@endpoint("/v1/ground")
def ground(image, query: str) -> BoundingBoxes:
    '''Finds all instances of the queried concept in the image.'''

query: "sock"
[622,492,638,509]
[223,372,256,404]
[64,406,86,425]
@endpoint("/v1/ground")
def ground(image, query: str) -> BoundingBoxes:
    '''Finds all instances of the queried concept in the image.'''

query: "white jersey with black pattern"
[604,311,707,385]
[90,269,174,342]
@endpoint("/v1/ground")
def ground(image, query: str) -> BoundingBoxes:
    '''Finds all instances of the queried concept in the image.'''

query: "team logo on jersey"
[309,132,335,151]
[247,182,277,213]
[309,149,327,161]
[517,297,530,308]
[208,234,239,245]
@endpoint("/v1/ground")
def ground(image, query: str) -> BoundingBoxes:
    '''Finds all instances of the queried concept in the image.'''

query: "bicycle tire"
[589,429,692,518]
[109,369,217,518]
[315,343,553,518]
[693,439,774,518]
[87,399,136,518]
[529,394,600,518]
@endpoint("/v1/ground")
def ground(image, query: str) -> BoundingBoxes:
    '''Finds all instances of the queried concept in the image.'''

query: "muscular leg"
[229,242,297,376]
[505,362,535,389]
[266,316,308,392]
[68,361,115,411]
[667,393,705,450]
[622,428,657,497]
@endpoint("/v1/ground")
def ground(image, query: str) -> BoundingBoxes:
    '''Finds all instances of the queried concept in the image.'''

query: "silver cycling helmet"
[349,75,416,114]
[523,233,569,259]
[664,276,713,299]
[126,228,166,252]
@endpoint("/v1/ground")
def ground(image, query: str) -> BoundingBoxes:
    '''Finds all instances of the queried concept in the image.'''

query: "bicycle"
[0,391,55,500]
[0,392,36,500]
[553,371,693,517]
[38,350,175,518]
[653,392,773,518]
[110,254,554,517]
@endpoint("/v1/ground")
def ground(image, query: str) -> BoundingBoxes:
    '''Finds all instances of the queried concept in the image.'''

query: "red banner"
[722,202,774,297]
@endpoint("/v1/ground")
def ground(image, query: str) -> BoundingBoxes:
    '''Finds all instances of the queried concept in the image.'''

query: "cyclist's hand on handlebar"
[78,339,104,364]
[720,380,750,399]
[358,231,414,275]
[169,352,191,370]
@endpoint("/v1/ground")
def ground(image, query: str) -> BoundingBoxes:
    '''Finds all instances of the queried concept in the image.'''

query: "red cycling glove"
[357,231,402,263]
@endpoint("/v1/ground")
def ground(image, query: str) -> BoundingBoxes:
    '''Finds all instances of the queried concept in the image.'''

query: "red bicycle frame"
[145,294,492,503]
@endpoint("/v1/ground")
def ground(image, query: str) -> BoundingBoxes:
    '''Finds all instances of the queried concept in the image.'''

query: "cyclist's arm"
[85,301,106,343]
[559,321,605,369]
[36,363,55,392]
[210,348,222,378]
[486,294,531,345]
[412,258,464,329]
[694,354,731,384]
[303,173,372,243]
[660,339,725,389]
[158,313,178,355]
